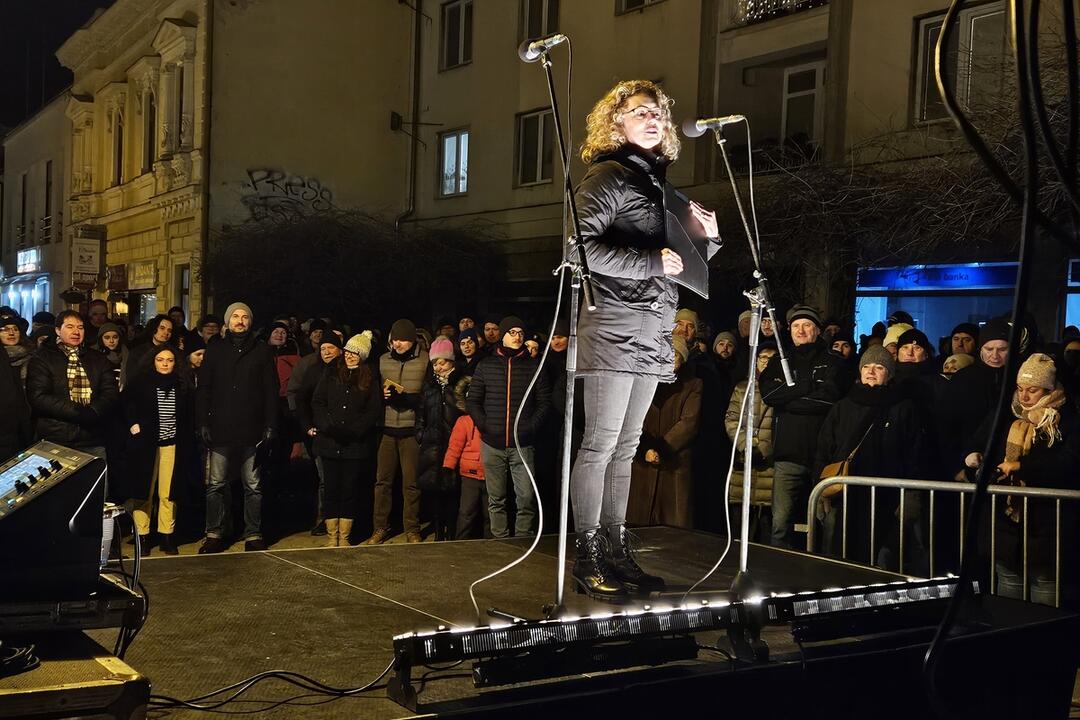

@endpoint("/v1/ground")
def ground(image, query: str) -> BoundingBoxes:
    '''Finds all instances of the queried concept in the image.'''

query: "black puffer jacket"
[26,342,119,449]
[0,346,31,457]
[467,345,551,449]
[311,363,382,460]
[760,337,847,466]
[195,333,278,447]
[416,368,464,490]
[573,145,679,380]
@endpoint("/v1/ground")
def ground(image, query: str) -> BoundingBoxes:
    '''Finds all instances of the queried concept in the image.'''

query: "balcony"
[39,216,53,243]
[731,0,829,27]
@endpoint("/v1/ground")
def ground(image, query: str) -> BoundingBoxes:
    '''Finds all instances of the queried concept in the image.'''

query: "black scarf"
[846,381,902,408]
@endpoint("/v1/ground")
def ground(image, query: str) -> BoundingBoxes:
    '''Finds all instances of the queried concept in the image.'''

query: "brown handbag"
[819,423,874,498]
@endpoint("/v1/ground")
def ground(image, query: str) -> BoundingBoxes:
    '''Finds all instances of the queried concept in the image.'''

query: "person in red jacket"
[444,376,488,539]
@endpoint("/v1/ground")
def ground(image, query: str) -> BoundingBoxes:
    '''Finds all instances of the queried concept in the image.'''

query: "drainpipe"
[394,0,422,234]
[199,0,215,315]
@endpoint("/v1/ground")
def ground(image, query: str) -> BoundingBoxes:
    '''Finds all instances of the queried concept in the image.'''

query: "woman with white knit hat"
[965,353,1078,606]
[311,331,382,547]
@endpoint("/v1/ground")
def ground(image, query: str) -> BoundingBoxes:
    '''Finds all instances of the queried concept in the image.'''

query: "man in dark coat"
[26,310,119,455]
[195,301,278,553]
[760,304,848,549]
[0,340,31,459]
[467,315,551,538]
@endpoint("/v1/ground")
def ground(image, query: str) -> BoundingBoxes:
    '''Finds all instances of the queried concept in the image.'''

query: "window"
[781,60,826,147]
[113,109,125,187]
[143,91,157,172]
[617,0,663,14]
[914,1,1007,122]
[441,0,473,70]
[176,264,191,320]
[42,161,53,241]
[516,110,554,186]
[522,0,558,40]
[439,129,469,196]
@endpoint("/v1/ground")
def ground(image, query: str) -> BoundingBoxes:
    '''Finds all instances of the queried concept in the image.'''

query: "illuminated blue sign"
[857,263,1017,292]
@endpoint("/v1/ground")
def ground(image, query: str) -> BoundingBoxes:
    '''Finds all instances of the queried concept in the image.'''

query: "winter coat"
[286,352,321,413]
[273,349,301,399]
[293,356,337,432]
[725,379,775,505]
[26,342,120,450]
[121,373,195,504]
[416,369,464,491]
[0,346,31,457]
[443,414,485,481]
[467,345,551,449]
[627,373,703,528]
[760,337,848,467]
[195,332,278,447]
[894,360,947,477]
[379,346,428,430]
[937,361,1006,475]
[574,145,719,380]
[4,343,33,385]
[123,339,178,389]
[971,407,1080,579]
[311,364,382,460]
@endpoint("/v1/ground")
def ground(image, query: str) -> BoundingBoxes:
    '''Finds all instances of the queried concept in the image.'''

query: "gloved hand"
[200,426,213,446]
[387,389,411,410]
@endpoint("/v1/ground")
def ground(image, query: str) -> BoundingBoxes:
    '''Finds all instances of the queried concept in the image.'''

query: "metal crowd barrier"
[805,475,1080,607]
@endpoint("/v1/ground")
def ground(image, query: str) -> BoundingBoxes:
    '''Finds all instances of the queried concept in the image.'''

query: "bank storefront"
[1,248,54,319]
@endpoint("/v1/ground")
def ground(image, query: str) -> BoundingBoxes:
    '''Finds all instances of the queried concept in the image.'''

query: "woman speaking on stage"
[571,79,718,600]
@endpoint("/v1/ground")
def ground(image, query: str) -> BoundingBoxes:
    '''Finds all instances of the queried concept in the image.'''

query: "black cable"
[148,658,394,712]
[0,640,40,677]
[922,1,1045,717]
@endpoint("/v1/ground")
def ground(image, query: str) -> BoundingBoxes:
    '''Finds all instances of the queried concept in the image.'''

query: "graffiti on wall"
[242,169,335,221]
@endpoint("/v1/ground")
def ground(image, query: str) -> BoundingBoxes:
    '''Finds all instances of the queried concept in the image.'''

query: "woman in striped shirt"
[125,345,193,555]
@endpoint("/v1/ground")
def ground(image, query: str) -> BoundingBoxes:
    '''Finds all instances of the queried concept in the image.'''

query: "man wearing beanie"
[196,301,278,553]
[457,327,482,376]
[365,318,428,544]
[882,323,913,360]
[759,303,847,548]
[467,315,550,539]
[949,322,978,357]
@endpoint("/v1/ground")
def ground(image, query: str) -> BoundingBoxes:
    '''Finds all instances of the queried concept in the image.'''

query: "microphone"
[518,33,568,63]
[681,115,746,138]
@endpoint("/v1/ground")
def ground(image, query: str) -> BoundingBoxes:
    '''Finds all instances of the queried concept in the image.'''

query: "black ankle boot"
[572,529,628,602]
[159,533,179,555]
[608,525,665,593]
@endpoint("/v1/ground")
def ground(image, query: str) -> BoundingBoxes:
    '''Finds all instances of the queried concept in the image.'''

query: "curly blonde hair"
[580,80,681,164]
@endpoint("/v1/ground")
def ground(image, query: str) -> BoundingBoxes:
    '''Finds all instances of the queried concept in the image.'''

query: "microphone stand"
[713,127,791,662]
[530,48,596,620]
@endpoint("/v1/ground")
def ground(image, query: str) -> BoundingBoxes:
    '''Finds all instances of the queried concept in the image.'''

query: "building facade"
[57,0,208,325]
[0,92,71,319]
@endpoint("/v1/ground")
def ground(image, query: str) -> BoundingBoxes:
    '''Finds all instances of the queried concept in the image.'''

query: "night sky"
[0,0,114,130]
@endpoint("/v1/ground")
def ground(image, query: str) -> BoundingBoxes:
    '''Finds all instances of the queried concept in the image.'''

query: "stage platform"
[84,527,1078,719]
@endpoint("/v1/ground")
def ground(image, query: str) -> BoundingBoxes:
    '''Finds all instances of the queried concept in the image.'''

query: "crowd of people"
[2,295,1079,606]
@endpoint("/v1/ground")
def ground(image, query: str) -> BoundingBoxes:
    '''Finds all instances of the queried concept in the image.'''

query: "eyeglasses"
[505,329,525,337]
[622,105,664,122]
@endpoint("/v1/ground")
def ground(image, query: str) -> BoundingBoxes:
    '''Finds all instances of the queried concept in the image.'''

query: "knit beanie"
[429,336,455,361]
[187,335,207,353]
[344,331,373,360]
[738,310,752,324]
[224,302,253,326]
[860,344,896,378]
[553,317,570,337]
[887,310,914,326]
[98,322,121,338]
[713,331,737,353]
[319,332,344,351]
[0,314,20,331]
[883,323,913,348]
[675,308,699,326]
[785,304,822,328]
[390,318,417,342]
[498,315,526,337]
[979,317,1011,348]
[673,336,690,363]
[459,327,479,345]
[307,317,328,333]
[896,328,933,358]
[951,322,979,340]
[1016,352,1056,390]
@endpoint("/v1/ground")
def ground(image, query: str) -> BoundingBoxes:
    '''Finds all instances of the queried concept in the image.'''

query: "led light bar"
[763,576,965,623]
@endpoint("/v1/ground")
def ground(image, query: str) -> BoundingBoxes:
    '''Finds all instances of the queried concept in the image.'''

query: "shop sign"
[130,261,157,290]
[108,264,128,291]
[72,239,100,275]
[857,262,1018,292]
[16,248,40,274]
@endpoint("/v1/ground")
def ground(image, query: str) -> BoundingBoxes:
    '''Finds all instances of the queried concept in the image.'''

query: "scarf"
[1002,384,1066,522]
[60,342,92,405]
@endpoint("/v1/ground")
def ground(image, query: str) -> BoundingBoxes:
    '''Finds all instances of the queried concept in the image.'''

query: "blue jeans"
[481,443,536,538]
[571,374,658,533]
[771,460,810,549]
[206,446,262,540]
[996,563,1058,606]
